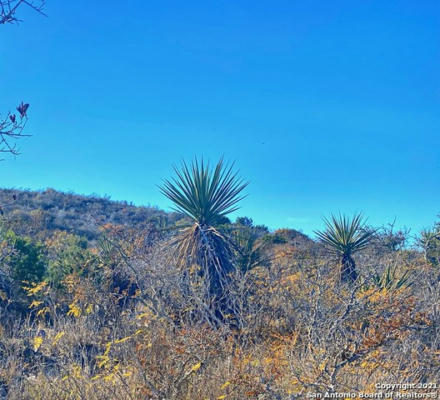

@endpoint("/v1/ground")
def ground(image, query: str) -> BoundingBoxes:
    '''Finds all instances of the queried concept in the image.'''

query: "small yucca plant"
[231,227,271,272]
[373,265,412,291]
[315,213,374,282]
[160,157,248,321]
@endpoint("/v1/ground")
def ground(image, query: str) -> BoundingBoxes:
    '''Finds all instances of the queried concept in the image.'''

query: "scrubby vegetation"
[0,161,439,399]
[0,188,183,242]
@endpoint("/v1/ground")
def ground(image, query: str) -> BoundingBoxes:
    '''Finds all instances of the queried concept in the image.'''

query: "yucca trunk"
[196,224,233,298]
[340,254,357,282]
[178,223,235,322]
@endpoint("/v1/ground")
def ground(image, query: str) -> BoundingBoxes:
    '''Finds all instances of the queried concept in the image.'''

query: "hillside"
[0,188,314,247]
[0,188,183,241]
[0,185,438,399]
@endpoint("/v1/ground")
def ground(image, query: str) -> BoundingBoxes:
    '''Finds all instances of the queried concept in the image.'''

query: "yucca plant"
[160,157,248,320]
[231,227,272,272]
[372,265,412,291]
[315,213,374,282]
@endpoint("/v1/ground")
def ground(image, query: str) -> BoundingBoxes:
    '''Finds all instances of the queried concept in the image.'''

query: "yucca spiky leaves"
[160,158,248,226]
[315,213,373,257]
[373,265,412,291]
[315,213,374,282]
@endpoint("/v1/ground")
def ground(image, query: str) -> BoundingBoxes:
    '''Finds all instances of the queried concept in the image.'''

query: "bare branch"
[0,104,30,158]
[0,0,46,24]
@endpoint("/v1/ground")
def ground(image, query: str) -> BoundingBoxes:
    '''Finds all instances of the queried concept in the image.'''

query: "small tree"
[419,229,440,266]
[315,213,374,282]
[160,157,248,321]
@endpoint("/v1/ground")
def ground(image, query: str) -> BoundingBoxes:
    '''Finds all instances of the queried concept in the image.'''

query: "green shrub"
[2,230,46,283]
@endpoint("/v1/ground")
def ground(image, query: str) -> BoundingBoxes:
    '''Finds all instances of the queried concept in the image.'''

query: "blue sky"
[1,0,439,236]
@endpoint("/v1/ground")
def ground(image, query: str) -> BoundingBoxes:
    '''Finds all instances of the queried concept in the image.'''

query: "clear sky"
[1,0,439,236]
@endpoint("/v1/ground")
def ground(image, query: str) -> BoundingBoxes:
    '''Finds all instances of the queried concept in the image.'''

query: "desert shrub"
[45,231,99,289]
[2,230,45,284]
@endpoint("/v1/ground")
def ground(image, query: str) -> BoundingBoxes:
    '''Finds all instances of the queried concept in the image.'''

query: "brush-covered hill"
[0,188,313,247]
[0,188,184,241]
